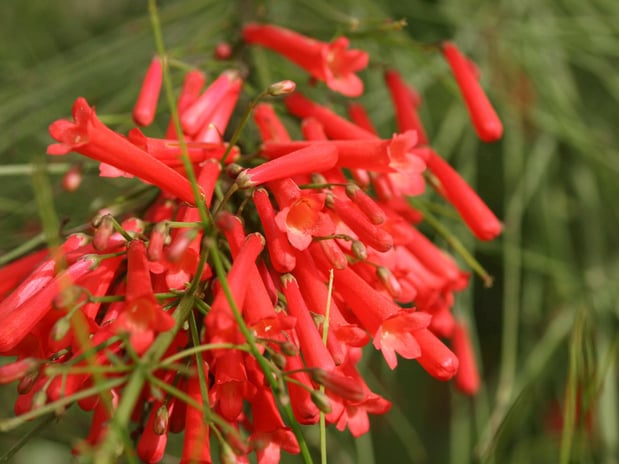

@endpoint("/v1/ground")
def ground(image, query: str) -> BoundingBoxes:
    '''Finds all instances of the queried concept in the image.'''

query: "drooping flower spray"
[0,5,503,463]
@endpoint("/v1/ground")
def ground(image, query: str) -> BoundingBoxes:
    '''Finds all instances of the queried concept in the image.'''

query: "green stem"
[0,414,56,463]
[220,89,269,165]
[0,163,72,176]
[0,233,46,266]
[408,197,493,286]
[0,377,126,432]
[147,0,209,226]
[159,342,249,366]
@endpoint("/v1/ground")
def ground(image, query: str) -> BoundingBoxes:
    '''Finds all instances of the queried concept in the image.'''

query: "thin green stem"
[148,0,209,226]
[220,89,269,165]
[0,414,56,463]
[408,197,493,286]
[0,233,46,266]
[0,377,126,432]
[0,163,72,176]
[159,342,249,366]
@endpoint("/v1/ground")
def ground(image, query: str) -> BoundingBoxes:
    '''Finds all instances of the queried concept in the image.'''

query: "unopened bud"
[153,404,169,435]
[62,164,82,192]
[310,173,328,186]
[17,369,39,394]
[166,229,196,263]
[0,358,41,384]
[319,239,348,270]
[267,80,296,96]
[310,390,332,413]
[93,214,115,251]
[376,266,402,299]
[280,341,299,357]
[351,240,367,260]
[32,390,47,410]
[270,351,287,371]
[225,163,244,179]
[214,42,233,61]
[311,368,365,402]
[51,317,72,341]
[147,223,168,262]
[345,183,386,225]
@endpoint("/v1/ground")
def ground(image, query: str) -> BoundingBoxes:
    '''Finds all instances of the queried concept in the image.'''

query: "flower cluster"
[0,22,501,463]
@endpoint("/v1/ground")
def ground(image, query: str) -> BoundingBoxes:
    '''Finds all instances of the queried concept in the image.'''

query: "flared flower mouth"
[275,193,334,250]
[321,37,369,97]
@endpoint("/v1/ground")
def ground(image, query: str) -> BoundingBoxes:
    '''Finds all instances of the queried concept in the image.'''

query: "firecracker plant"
[0,2,504,463]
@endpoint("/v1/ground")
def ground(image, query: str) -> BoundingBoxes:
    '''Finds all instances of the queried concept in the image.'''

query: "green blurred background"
[0,0,618,463]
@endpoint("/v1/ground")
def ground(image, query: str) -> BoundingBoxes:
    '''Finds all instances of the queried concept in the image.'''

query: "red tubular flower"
[284,354,320,424]
[415,328,459,380]
[109,240,175,355]
[261,139,391,172]
[128,129,225,167]
[47,98,199,205]
[253,189,297,273]
[195,75,243,144]
[254,103,292,143]
[347,102,378,135]
[442,42,503,142]
[0,255,95,353]
[165,69,206,139]
[133,56,163,126]
[181,70,240,135]
[331,265,432,369]
[211,349,252,421]
[452,320,481,395]
[0,249,48,299]
[137,401,172,463]
[330,195,393,252]
[249,387,300,462]
[236,144,338,189]
[346,184,386,225]
[285,93,375,139]
[243,23,369,97]
[334,348,392,437]
[384,69,428,145]
[275,191,334,251]
[205,233,266,346]
[181,369,212,464]
[0,358,40,384]
[426,149,502,240]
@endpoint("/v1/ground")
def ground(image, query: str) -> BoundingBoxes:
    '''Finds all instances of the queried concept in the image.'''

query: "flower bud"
[153,404,169,435]
[17,369,39,394]
[225,162,244,179]
[267,80,296,96]
[270,351,288,371]
[51,317,71,341]
[311,368,365,402]
[214,42,233,60]
[280,341,299,357]
[310,390,332,413]
[351,240,367,261]
[93,214,115,251]
[376,266,402,299]
[147,222,168,262]
[0,358,41,384]
[62,164,82,192]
